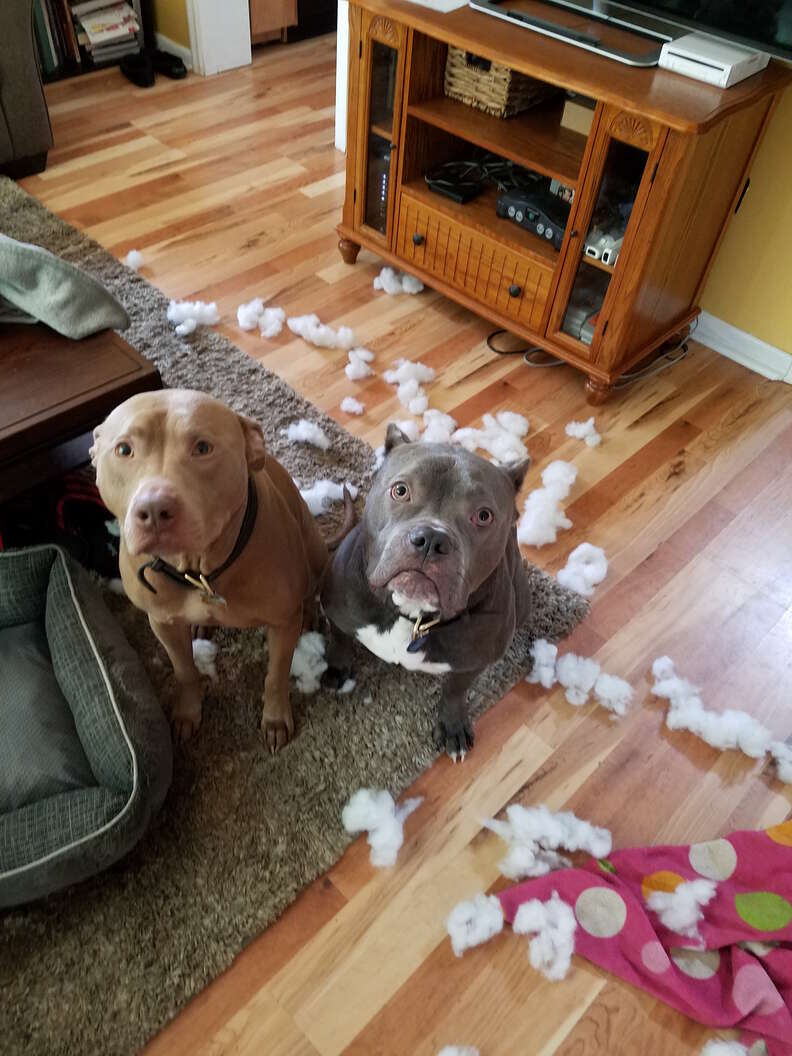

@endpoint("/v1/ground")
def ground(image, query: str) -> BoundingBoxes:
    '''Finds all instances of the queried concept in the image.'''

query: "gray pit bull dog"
[321,424,534,759]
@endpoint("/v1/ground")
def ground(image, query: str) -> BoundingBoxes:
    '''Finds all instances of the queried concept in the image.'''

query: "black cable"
[487,328,565,366]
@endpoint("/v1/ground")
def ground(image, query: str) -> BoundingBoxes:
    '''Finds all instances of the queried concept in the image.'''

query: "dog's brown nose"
[131,487,179,530]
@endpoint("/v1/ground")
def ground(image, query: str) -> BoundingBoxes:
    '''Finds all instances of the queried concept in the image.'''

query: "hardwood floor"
[23,35,792,1056]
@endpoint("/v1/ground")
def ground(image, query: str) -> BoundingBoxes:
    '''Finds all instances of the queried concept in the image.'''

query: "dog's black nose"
[408,525,451,558]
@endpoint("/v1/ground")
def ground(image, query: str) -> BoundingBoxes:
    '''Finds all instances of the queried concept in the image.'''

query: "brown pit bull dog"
[91,389,329,750]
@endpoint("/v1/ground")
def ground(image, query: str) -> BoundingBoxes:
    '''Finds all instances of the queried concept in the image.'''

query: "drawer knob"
[508,283,522,298]
[412,232,425,246]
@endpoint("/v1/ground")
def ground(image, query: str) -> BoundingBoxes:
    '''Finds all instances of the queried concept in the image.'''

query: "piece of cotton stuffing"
[436,1047,479,1056]
[395,419,421,442]
[192,638,218,681]
[556,653,601,706]
[287,313,356,350]
[290,631,327,693]
[340,396,365,415]
[516,461,578,547]
[647,878,717,940]
[259,306,285,339]
[700,1042,748,1056]
[383,358,435,386]
[123,249,143,270]
[337,678,357,694]
[281,419,331,451]
[408,393,429,415]
[565,417,602,447]
[484,803,611,880]
[594,672,634,717]
[342,788,422,867]
[167,299,219,326]
[446,892,504,957]
[526,639,558,689]
[496,410,530,436]
[557,543,608,597]
[422,409,457,445]
[237,297,265,330]
[513,891,577,980]
[175,317,197,337]
[345,349,374,380]
[770,741,792,783]
[298,479,358,516]
[373,266,424,295]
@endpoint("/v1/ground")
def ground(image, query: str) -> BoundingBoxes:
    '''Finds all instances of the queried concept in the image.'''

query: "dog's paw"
[261,710,295,754]
[172,713,201,742]
[321,665,354,691]
[434,718,475,762]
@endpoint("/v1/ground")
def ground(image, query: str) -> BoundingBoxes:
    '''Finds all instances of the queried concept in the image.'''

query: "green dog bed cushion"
[0,545,172,907]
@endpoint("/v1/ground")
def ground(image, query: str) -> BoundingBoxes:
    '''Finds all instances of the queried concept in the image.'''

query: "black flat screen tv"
[625,0,792,58]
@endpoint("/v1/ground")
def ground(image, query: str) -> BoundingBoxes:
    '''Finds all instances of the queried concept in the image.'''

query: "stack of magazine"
[72,1,141,63]
[32,0,142,78]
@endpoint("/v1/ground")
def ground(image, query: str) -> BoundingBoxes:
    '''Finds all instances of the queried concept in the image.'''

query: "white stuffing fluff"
[396,377,421,407]
[647,878,717,940]
[351,345,375,362]
[342,789,423,867]
[298,479,358,516]
[287,313,356,350]
[337,677,357,694]
[436,1047,480,1056]
[594,672,634,717]
[373,445,386,470]
[192,638,218,680]
[452,412,528,464]
[770,741,792,783]
[700,1043,748,1056]
[566,417,602,447]
[395,419,421,443]
[384,358,436,386]
[345,349,375,381]
[556,653,601,707]
[526,639,558,689]
[484,803,612,881]
[373,266,424,295]
[237,297,264,330]
[557,543,609,597]
[107,578,125,595]
[513,891,577,981]
[259,306,285,339]
[651,656,778,763]
[123,249,143,270]
[517,461,578,547]
[167,299,219,326]
[281,419,331,451]
[408,393,429,415]
[175,317,197,337]
[340,396,365,415]
[422,408,458,445]
[290,631,327,693]
[446,892,504,957]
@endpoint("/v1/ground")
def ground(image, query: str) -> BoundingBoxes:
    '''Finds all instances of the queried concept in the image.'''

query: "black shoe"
[120,50,155,88]
[151,48,188,79]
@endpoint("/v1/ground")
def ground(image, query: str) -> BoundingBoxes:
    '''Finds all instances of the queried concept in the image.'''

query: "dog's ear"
[89,424,103,468]
[238,414,267,471]
[504,457,530,493]
[384,422,411,454]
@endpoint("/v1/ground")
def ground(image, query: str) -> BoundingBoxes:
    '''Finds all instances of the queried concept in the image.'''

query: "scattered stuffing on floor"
[337,677,357,694]
[373,266,424,295]
[395,418,421,442]
[297,479,358,516]
[259,306,286,339]
[452,411,528,464]
[565,417,602,447]
[192,638,218,681]
[345,348,375,380]
[342,788,423,867]
[447,892,504,957]
[422,408,458,444]
[526,638,558,689]
[651,657,786,771]
[436,1047,480,1056]
[175,317,197,337]
[513,891,577,980]
[281,419,331,450]
[483,804,612,880]
[556,653,601,707]
[384,359,436,385]
[517,460,578,547]
[340,396,365,415]
[167,300,220,337]
[647,878,717,940]
[593,672,634,717]
[287,313,356,349]
[351,345,375,362]
[700,1040,748,1055]
[770,740,792,783]
[408,393,429,415]
[123,248,143,270]
[557,543,608,597]
[237,297,264,330]
[289,631,327,693]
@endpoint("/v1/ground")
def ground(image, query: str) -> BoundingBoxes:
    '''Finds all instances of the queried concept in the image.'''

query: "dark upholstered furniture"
[1,0,54,177]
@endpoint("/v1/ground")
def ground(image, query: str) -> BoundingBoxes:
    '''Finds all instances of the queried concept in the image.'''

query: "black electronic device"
[496,188,571,250]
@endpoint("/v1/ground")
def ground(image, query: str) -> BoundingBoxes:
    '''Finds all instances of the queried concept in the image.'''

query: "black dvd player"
[496,189,571,250]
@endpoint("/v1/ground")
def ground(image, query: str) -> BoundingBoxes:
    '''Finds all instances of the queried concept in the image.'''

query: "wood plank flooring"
[22,35,792,1056]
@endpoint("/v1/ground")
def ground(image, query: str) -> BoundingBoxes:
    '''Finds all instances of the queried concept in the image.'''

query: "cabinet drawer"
[396,194,552,332]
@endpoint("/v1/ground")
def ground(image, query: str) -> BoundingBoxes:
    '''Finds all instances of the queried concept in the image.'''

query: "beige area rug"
[0,178,588,1056]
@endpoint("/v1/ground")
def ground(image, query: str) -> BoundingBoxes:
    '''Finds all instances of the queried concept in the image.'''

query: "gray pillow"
[0,232,129,338]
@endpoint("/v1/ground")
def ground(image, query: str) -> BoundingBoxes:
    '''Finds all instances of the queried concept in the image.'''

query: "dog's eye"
[472,507,494,526]
[193,440,214,457]
[390,481,410,501]
[114,442,133,458]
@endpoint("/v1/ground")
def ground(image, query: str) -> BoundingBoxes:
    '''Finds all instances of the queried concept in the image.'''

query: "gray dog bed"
[0,545,172,908]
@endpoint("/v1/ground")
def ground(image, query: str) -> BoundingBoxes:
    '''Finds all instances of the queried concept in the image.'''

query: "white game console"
[659,32,770,89]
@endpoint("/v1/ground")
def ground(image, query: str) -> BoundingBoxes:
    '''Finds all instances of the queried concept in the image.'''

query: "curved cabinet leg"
[585,376,614,405]
[338,238,361,264]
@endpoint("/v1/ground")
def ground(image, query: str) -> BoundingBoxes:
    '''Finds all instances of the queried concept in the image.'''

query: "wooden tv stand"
[337,0,791,401]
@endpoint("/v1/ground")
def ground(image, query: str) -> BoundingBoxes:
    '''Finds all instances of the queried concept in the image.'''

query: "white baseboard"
[695,311,792,384]
[154,31,193,70]
[335,0,349,152]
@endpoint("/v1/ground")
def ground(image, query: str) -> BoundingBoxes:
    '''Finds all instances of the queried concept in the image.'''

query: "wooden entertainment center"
[337,0,791,401]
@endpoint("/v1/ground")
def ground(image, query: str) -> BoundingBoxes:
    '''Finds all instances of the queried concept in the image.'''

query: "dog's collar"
[406,609,461,652]
[136,477,258,605]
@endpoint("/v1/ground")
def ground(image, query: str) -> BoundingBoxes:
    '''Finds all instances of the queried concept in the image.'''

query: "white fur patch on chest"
[356,617,451,675]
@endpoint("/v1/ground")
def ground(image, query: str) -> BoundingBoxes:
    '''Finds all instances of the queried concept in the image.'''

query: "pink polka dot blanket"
[498,823,792,1055]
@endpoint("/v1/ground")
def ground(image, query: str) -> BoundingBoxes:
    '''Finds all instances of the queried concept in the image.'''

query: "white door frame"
[335,0,349,151]
[186,0,252,76]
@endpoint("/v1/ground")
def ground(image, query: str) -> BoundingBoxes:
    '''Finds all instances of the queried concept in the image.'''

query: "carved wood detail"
[369,16,398,45]
[610,111,654,148]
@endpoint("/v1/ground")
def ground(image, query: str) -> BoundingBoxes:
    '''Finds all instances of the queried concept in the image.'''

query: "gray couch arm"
[0,0,54,177]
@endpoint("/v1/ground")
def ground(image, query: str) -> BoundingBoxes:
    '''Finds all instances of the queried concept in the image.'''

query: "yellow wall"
[152,0,191,48]
[700,91,792,354]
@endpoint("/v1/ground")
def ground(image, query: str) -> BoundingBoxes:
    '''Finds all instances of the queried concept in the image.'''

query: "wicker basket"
[444,46,558,119]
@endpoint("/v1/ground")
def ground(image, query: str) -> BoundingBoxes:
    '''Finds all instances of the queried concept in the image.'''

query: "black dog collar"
[406,609,462,652]
[136,477,258,605]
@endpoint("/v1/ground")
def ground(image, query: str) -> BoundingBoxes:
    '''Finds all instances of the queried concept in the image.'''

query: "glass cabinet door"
[364,42,399,234]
